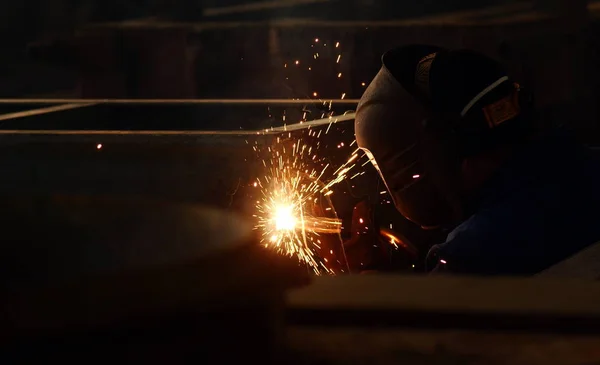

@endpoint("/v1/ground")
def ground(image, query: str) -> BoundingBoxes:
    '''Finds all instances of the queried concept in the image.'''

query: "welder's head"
[356,45,533,229]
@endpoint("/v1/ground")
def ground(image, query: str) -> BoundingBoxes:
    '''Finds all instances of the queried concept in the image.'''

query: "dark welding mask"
[356,45,531,229]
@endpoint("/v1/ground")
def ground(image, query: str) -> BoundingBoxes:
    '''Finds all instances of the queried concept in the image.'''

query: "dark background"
[0,0,598,272]
[2,4,600,364]
[0,0,596,141]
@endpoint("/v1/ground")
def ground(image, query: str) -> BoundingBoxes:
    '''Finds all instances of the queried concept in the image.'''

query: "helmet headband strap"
[460,76,509,117]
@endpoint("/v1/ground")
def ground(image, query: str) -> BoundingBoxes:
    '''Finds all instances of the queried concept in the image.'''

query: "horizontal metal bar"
[0,129,265,136]
[287,307,600,334]
[0,98,360,105]
[203,0,328,17]
[0,112,356,136]
[287,275,600,334]
[0,103,96,123]
[269,112,355,132]
[87,2,538,31]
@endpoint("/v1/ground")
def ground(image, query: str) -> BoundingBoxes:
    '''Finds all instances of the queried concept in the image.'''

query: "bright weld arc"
[252,37,380,275]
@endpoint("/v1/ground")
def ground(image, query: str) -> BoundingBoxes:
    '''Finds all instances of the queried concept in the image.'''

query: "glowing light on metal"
[274,204,296,231]
[250,36,377,274]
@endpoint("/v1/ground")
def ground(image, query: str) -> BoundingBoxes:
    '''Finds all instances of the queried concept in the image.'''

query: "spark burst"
[250,36,369,275]
[252,128,364,275]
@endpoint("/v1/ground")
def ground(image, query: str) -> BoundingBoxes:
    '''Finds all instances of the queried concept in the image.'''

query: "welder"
[355,44,600,276]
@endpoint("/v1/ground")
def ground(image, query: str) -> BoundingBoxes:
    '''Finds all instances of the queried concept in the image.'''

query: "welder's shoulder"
[433,150,600,276]
[439,189,600,275]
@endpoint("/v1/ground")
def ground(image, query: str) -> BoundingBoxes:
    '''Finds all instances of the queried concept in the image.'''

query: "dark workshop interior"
[1,1,600,364]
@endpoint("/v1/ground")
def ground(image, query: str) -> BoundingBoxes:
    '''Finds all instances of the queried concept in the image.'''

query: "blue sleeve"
[426,233,490,275]
[426,202,556,276]
[426,240,479,274]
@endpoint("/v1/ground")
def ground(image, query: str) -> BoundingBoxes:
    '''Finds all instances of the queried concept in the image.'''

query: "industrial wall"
[2,1,600,141]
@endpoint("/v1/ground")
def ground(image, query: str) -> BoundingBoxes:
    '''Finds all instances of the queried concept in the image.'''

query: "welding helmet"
[355,45,533,229]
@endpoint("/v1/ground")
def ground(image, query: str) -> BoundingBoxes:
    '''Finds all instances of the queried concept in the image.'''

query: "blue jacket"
[428,131,600,275]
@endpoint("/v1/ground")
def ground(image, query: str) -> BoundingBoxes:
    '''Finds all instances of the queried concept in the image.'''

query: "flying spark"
[251,36,367,274]
[252,132,364,275]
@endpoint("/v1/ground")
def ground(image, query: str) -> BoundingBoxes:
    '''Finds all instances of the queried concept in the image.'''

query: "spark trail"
[250,36,370,274]
[251,125,365,275]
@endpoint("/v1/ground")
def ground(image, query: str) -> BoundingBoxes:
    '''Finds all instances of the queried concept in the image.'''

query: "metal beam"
[287,275,600,334]
[203,0,330,17]
[0,98,359,105]
[87,2,541,30]
[0,113,356,135]
[0,103,96,123]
